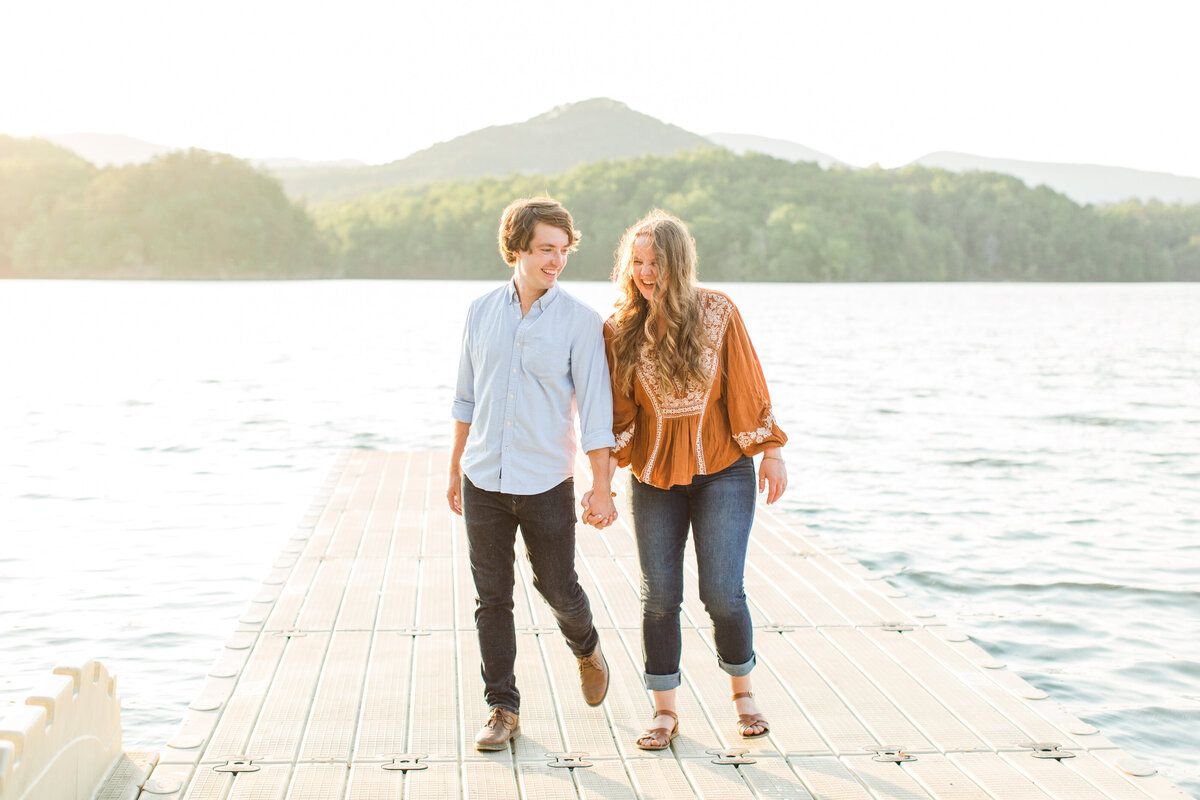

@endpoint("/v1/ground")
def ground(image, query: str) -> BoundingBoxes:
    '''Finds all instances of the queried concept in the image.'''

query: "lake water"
[1,280,1197,795]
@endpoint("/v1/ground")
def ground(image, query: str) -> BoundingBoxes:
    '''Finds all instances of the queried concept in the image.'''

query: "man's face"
[513,222,570,296]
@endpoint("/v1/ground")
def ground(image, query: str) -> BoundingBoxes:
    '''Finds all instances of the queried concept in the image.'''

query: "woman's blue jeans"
[631,455,757,691]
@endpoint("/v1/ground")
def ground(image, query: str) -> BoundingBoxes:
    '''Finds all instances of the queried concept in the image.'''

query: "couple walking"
[447,197,788,751]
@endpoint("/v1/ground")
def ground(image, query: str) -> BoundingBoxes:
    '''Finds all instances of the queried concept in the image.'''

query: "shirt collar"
[507,280,560,310]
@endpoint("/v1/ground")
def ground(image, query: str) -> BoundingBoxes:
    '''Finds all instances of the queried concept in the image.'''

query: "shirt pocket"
[523,337,570,381]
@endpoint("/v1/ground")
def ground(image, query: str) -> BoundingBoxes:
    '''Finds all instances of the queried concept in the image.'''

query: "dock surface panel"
[141,450,1189,800]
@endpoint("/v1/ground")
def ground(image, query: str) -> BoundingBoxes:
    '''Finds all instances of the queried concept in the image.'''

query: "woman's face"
[631,236,659,302]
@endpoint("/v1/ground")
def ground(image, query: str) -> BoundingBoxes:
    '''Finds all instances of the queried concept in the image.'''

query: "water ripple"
[1,280,1197,797]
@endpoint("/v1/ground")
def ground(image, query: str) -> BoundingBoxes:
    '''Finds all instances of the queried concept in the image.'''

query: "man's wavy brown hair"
[497,197,581,265]
[609,210,711,397]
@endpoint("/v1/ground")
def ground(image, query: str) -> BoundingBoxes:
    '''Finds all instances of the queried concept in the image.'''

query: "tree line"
[1,136,326,278]
[3,136,1198,281]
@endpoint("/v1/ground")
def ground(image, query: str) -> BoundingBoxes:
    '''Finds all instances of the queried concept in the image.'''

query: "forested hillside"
[317,148,1200,281]
[2,142,327,278]
[4,138,1197,281]
[1,136,97,276]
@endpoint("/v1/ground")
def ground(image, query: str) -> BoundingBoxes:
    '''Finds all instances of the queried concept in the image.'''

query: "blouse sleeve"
[722,304,787,456]
[603,318,637,468]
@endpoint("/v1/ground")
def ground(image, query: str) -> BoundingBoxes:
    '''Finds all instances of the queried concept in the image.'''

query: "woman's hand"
[758,451,787,504]
[581,490,618,528]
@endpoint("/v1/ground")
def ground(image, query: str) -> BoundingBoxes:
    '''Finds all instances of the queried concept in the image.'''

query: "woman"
[588,209,788,750]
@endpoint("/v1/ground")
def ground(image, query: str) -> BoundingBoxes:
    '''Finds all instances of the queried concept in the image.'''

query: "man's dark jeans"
[462,474,599,713]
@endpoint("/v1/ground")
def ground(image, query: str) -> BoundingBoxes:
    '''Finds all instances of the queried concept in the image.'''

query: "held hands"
[758,451,788,505]
[581,451,620,529]
[580,489,618,529]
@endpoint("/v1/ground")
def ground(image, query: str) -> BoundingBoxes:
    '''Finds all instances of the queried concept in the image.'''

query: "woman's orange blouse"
[604,288,787,490]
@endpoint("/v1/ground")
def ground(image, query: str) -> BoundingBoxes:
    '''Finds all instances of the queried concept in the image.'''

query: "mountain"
[43,133,175,167]
[705,133,844,168]
[912,151,1200,206]
[42,134,369,173]
[275,98,710,201]
[250,156,368,170]
[36,106,1200,208]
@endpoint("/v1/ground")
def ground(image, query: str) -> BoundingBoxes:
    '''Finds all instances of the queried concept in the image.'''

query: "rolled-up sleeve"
[572,311,617,452]
[451,306,475,424]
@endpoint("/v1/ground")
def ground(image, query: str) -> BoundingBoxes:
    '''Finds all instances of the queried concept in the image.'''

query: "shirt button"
[506,421,512,425]
[509,394,514,399]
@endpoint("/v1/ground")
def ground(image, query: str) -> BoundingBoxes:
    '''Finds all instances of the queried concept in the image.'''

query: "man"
[448,197,617,751]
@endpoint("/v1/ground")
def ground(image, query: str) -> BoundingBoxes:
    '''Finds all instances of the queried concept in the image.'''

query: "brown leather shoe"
[577,643,609,706]
[474,707,520,751]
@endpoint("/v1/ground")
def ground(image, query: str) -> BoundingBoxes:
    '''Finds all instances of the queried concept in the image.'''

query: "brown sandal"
[635,709,679,750]
[733,691,770,738]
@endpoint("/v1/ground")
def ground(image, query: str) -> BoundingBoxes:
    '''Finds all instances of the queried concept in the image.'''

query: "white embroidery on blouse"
[638,367,663,483]
[733,411,777,449]
[613,424,635,453]
[638,291,735,481]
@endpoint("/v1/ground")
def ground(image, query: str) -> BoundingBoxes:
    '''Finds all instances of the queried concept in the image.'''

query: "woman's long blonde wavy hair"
[609,210,711,397]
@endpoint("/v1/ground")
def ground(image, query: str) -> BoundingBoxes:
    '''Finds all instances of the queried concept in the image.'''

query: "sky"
[3,0,1199,177]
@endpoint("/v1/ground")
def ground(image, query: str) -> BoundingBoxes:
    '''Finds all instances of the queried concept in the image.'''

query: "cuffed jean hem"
[718,653,757,677]
[643,671,682,691]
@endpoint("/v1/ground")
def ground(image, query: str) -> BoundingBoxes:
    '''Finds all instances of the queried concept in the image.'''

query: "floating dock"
[31,449,1190,799]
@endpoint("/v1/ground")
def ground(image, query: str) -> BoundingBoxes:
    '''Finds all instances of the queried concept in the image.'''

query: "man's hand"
[447,469,463,515]
[581,489,617,529]
[447,420,470,516]
[583,449,619,529]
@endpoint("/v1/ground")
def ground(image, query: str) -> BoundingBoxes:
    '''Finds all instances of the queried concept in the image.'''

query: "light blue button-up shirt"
[452,281,616,495]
